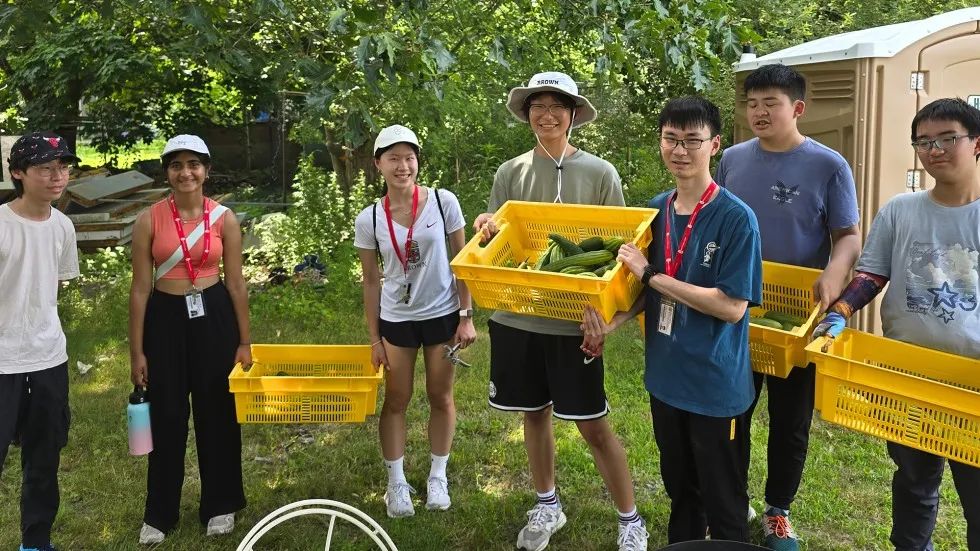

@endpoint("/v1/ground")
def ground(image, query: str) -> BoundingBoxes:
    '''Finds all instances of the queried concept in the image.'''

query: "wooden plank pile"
[61,171,170,251]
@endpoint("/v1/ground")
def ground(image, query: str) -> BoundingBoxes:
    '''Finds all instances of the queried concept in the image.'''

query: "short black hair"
[912,98,980,161]
[744,64,807,102]
[658,96,722,137]
[373,142,420,160]
[521,92,577,120]
[161,150,212,169]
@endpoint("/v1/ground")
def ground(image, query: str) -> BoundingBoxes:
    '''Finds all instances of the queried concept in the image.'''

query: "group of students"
[0,61,976,551]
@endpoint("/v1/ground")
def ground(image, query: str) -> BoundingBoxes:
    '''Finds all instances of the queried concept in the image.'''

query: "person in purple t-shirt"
[714,63,861,550]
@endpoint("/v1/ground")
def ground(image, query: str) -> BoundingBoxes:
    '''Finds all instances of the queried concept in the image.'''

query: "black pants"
[142,282,246,531]
[650,394,750,543]
[0,362,70,547]
[888,442,980,551]
[744,363,816,510]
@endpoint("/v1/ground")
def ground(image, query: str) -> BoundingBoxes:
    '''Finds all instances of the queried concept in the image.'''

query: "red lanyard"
[168,195,211,287]
[383,185,420,274]
[663,182,717,278]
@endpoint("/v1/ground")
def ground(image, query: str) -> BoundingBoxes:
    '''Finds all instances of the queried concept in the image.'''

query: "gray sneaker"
[618,520,649,551]
[384,482,416,518]
[138,523,165,544]
[206,513,234,536]
[516,503,567,551]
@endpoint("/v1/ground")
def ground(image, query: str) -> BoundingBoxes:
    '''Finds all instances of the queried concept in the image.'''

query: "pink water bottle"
[127,386,153,456]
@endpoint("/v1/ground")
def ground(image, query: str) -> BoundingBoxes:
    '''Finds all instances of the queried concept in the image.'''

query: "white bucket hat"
[161,134,210,158]
[374,125,420,155]
[506,71,597,128]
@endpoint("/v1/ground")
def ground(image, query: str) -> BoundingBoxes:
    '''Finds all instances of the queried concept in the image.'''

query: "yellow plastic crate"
[806,330,980,467]
[450,201,658,322]
[748,261,822,378]
[228,344,383,424]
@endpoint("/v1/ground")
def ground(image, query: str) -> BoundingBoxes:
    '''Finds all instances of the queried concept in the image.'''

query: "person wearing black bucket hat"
[0,131,81,551]
[473,72,648,551]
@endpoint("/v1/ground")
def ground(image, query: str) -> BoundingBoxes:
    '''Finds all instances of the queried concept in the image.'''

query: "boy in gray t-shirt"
[473,71,647,551]
[814,98,980,551]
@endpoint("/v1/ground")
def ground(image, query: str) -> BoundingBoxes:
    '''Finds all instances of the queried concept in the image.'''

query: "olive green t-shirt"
[488,148,625,336]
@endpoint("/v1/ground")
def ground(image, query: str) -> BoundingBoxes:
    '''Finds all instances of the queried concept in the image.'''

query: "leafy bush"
[244,155,371,282]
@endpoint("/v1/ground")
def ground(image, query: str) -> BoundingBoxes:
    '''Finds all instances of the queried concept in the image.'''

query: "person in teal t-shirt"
[585,96,762,544]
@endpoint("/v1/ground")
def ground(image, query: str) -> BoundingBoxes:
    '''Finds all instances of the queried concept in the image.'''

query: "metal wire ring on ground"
[236,499,398,551]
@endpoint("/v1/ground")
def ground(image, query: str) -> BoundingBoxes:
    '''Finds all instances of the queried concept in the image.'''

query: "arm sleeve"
[600,165,626,206]
[488,166,509,212]
[352,207,377,250]
[855,201,895,278]
[59,226,80,281]
[715,209,763,306]
[826,162,860,229]
[443,191,465,234]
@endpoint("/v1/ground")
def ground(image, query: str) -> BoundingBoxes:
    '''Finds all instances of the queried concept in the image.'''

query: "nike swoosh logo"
[426,221,436,228]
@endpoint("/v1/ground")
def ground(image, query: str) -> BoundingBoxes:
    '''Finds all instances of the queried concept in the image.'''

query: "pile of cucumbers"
[750,310,808,332]
[502,233,626,278]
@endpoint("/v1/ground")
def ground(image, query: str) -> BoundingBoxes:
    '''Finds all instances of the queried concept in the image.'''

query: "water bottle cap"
[129,385,148,404]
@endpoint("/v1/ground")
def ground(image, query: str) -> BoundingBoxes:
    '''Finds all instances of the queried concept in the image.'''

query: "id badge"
[185,288,206,319]
[399,282,412,304]
[657,297,675,335]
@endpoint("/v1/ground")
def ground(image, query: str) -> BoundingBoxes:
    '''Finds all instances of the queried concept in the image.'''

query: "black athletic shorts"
[487,319,609,420]
[380,311,459,348]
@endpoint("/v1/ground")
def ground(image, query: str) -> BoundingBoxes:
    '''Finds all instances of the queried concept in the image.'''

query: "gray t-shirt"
[857,191,980,358]
[488,148,625,335]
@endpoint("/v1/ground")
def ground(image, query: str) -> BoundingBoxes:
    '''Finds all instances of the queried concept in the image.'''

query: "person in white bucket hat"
[354,124,476,519]
[474,73,648,551]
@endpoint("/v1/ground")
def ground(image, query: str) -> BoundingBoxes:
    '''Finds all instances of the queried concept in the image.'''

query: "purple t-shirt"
[715,137,859,269]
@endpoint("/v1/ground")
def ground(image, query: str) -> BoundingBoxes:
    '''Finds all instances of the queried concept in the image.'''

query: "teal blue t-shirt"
[643,187,763,417]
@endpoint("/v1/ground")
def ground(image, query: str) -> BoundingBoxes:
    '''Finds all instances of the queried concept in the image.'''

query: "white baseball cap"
[161,134,210,158]
[373,125,420,155]
[506,71,597,128]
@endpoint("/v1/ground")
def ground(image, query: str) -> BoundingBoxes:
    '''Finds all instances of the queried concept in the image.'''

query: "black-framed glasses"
[660,136,711,150]
[911,135,978,153]
[528,104,571,116]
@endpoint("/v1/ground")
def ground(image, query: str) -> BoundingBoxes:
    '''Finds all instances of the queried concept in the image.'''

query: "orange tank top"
[150,197,226,280]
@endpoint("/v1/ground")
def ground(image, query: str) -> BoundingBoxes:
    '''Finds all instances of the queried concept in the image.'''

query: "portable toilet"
[733,7,980,335]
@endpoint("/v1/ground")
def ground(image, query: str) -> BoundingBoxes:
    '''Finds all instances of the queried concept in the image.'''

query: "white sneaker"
[517,503,567,551]
[384,482,416,518]
[206,513,234,536]
[618,520,649,551]
[425,477,451,511]
[138,523,165,544]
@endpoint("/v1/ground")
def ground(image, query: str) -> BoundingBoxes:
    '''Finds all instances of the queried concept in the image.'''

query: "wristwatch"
[640,264,657,286]
[459,308,474,318]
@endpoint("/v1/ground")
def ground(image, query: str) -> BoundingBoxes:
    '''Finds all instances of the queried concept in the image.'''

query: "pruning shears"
[443,343,472,367]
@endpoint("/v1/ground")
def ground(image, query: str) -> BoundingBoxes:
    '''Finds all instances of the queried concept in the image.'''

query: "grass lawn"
[74,138,167,170]
[0,277,969,550]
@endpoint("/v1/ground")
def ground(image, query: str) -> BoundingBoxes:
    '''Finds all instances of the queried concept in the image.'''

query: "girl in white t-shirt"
[353,125,476,518]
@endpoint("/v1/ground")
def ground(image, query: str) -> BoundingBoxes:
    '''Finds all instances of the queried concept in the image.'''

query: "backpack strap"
[372,202,384,271]
[433,187,452,255]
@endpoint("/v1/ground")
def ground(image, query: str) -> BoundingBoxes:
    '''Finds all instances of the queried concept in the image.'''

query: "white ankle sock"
[385,456,407,486]
[537,488,560,508]
[429,453,449,480]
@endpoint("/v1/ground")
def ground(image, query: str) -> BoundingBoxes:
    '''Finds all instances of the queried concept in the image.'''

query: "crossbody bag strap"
[154,204,229,282]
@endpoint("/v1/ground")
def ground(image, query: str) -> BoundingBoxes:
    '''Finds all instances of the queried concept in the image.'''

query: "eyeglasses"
[911,135,978,153]
[660,136,712,150]
[29,164,72,178]
[528,104,571,117]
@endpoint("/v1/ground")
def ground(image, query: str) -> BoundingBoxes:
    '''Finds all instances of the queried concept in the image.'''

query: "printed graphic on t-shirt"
[905,241,979,324]
[771,180,800,205]
[407,240,422,267]
[702,242,719,267]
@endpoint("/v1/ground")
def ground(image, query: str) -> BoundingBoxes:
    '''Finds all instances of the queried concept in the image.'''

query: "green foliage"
[76,246,132,285]
[244,155,371,279]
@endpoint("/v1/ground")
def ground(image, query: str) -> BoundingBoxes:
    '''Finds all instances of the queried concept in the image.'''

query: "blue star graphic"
[927,281,959,309]
[938,308,955,324]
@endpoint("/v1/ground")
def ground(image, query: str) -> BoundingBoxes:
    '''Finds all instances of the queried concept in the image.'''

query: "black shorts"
[488,319,609,420]
[380,311,459,348]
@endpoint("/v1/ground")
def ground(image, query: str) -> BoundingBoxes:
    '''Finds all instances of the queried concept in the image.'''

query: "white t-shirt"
[0,203,80,373]
[354,187,465,322]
